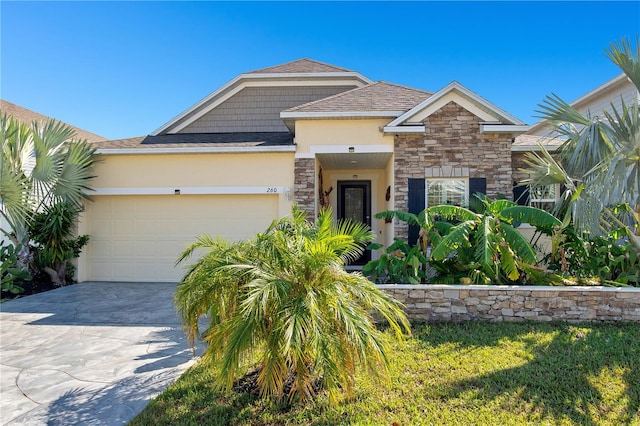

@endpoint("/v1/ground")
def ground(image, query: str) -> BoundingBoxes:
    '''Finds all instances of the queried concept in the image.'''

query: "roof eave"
[280,111,403,119]
[96,145,296,155]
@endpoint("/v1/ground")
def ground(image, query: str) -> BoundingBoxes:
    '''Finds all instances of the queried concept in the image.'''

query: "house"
[79,58,530,282]
[0,99,107,143]
[511,73,639,207]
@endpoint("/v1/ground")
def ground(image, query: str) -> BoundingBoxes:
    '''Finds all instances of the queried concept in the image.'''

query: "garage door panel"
[84,194,279,282]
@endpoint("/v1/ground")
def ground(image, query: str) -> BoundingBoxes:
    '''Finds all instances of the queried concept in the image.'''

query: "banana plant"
[427,196,561,284]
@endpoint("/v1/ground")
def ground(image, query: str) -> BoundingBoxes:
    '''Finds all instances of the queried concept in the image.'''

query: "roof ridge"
[246,58,353,74]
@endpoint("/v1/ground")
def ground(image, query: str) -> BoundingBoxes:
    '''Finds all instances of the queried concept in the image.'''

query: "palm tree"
[522,36,639,244]
[175,207,411,404]
[0,113,96,267]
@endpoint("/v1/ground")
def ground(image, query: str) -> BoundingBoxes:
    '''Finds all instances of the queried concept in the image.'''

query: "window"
[529,184,559,211]
[426,178,468,207]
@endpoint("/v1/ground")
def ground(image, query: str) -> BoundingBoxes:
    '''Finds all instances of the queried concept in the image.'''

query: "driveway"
[0,282,199,425]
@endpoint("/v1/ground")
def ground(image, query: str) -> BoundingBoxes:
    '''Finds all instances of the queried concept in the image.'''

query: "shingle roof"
[0,99,107,143]
[283,82,433,114]
[247,58,353,74]
[92,132,294,150]
[512,134,564,149]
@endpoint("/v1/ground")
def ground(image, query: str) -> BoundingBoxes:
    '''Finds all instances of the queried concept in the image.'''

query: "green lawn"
[130,322,640,425]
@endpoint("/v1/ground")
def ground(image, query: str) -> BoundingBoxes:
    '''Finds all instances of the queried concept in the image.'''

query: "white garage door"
[84,194,279,282]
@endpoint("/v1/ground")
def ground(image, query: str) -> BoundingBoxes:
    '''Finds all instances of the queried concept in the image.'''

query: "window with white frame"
[529,184,560,211]
[426,178,469,207]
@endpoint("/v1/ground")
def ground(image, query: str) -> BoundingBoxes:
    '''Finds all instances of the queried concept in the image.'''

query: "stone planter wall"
[379,285,640,323]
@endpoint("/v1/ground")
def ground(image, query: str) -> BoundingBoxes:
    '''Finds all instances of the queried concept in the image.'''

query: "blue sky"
[1,1,638,140]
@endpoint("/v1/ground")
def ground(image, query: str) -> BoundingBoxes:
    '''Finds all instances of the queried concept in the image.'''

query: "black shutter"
[469,178,486,197]
[407,178,425,245]
[513,183,530,206]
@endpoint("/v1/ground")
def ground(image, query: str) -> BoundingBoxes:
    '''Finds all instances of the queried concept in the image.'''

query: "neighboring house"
[0,100,108,246]
[511,73,639,206]
[80,58,530,282]
[0,99,108,143]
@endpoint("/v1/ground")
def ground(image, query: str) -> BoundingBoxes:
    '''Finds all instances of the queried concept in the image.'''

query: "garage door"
[83,194,279,282]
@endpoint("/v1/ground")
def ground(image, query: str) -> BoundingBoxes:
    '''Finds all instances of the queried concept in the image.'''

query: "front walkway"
[0,282,198,425]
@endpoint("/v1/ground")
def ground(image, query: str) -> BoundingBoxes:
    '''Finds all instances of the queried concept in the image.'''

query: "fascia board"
[382,126,426,134]
[511,145,560,152]
[280,111,403,119]
[481,124,530,133]
[152,72,372,136]
[96,146,296,155]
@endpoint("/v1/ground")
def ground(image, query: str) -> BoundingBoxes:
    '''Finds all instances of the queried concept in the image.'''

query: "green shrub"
[28,202,89,286]
[1,242,29,299]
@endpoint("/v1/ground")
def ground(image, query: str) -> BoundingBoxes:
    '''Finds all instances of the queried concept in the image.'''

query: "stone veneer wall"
[512,151,532,184]
[294,158,316,221]
[380,285,640,323]
[394,102,515,240]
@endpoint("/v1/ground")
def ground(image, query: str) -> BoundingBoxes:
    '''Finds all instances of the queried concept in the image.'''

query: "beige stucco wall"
[91,152,294,188]
[77,151,296,282]
[324,168,391,253]
[293,118,397,257]
[294,119,394,153]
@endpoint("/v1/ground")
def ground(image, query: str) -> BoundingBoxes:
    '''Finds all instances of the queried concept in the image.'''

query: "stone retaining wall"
[379,285,640,323]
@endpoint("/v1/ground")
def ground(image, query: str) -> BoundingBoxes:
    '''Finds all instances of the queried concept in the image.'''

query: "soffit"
[316,152,392,170]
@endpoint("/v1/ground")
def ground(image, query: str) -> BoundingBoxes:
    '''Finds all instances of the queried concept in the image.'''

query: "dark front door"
[338,181,371,265]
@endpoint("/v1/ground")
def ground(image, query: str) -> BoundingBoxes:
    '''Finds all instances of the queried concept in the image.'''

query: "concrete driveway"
[0,282,199,425]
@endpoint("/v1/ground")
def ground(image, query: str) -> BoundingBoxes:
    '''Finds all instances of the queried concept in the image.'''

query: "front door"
[337,181,371,265]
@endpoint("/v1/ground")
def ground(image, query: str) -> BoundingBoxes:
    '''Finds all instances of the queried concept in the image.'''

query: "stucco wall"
[294,118,394,154]
[380,285,640,323]
[92,152,294,188]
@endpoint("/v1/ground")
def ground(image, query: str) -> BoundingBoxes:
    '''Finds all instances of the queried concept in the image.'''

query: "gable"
[181,85,357,133]
[153,59,372,135]
[383,82,527,134]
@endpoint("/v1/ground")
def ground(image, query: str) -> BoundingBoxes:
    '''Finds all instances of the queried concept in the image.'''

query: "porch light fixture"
[174,189,181,195]
[348,146,355,153]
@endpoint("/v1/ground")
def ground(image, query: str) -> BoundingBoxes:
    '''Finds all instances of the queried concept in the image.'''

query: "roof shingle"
[0,99,107,143]
[92,132,294,150]
[247,58,353,74]
[283,82,433,114]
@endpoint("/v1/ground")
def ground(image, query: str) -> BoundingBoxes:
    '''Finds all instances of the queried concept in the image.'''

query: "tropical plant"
[372,196,561,284]
[0,112,96,278]
[427,197,561,284]
[364,239,429,284]
[175,206,410,404]
[1,242,29,299]
[521,36,640,245]
[28,202,90,286]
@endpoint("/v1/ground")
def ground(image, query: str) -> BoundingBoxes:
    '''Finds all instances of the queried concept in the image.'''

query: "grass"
[130,321,640,425]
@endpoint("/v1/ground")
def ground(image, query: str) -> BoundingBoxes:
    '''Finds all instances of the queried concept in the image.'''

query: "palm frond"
[604,35,640,92]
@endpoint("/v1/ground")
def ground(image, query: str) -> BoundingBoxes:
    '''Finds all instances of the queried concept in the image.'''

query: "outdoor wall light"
[285,187,291,201]
[174,189,181,195]
[348,146,355,153]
